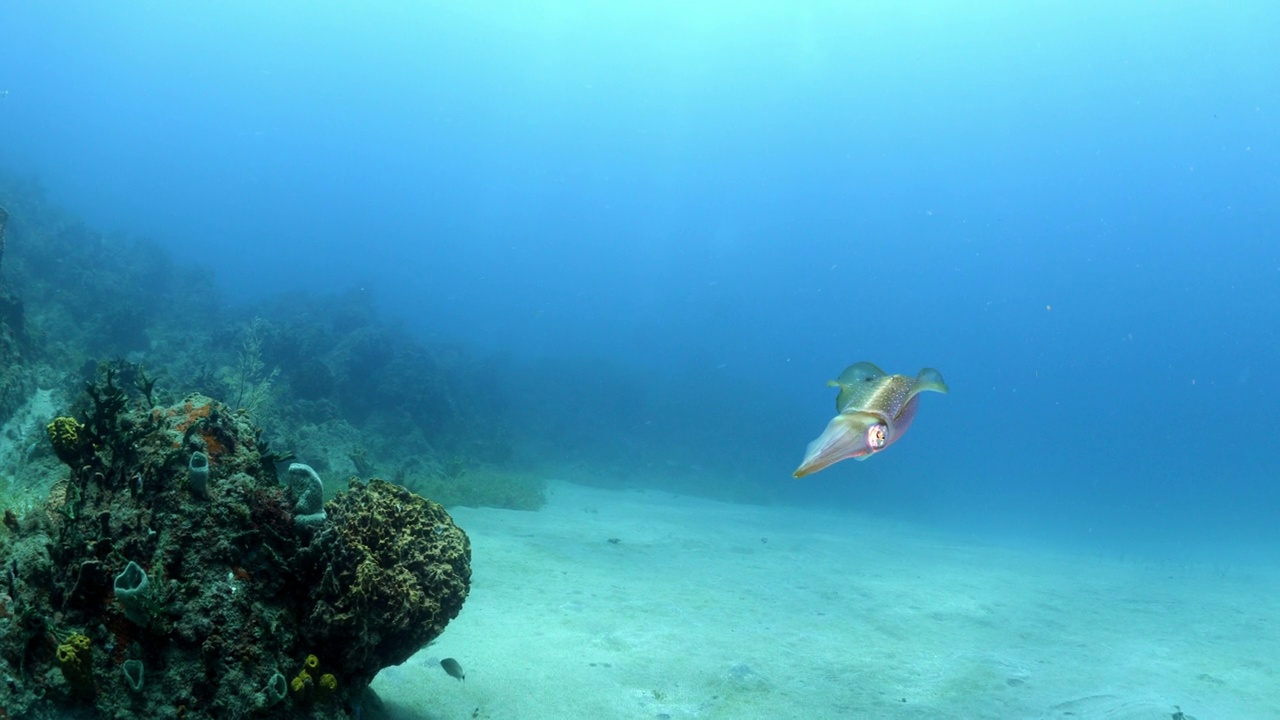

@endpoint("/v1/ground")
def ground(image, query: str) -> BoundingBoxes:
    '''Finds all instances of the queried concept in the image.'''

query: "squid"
[794,362,949,478]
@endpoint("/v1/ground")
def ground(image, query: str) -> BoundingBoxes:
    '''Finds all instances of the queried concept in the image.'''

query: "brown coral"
[299,478,471,685]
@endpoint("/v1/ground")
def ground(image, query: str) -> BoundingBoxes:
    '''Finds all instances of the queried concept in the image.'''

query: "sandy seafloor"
[371,481,1279,720]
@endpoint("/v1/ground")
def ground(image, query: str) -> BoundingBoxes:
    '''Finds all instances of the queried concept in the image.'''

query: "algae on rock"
[298,478,471,687]
[407,464,548,511]
[0,367,471,720]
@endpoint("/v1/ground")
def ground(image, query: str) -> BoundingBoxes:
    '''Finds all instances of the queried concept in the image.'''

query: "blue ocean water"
[1,1,1276,558]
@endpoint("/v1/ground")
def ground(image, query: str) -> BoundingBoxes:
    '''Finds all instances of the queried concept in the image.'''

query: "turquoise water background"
[1,1,1276,555]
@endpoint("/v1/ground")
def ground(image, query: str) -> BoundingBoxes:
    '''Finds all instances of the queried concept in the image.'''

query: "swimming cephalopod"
[793,362,948,478]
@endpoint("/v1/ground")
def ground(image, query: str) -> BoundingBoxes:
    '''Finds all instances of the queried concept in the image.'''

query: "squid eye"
[866,423,888,450]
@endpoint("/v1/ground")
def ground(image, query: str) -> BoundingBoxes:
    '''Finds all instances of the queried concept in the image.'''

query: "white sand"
[371,482,1279,719]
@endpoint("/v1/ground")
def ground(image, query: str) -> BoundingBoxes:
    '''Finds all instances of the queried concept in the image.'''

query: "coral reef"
[298,478,471,686]
[0,182,544,513]
[0,203,36,427]
[0,368,471,719]
[0,181,573,717]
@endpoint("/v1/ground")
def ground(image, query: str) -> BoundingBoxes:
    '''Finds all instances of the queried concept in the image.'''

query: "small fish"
[440,657,466,681]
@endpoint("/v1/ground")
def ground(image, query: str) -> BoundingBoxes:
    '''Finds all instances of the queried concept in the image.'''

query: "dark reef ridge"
[0,177,545,515]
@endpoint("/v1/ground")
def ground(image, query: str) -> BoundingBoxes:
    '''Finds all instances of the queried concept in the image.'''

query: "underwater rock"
[298,478,471,687]
[0,368,471,719]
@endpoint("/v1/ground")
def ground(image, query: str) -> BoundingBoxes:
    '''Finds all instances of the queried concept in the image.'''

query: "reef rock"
[0,205,34,426]
[298,478,471,686]
[0,366,471,719]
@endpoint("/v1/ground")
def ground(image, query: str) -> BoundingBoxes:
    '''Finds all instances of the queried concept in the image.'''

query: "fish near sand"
[794,362,948,478]
[440,657,466,681]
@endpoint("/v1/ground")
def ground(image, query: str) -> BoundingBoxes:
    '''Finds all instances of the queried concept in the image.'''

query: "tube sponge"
[122,659,144,692]
[261,672,288,707]
[188,451,210,497]
[316,672,337,700]
[114,561,150,626]
[287,463,327,527]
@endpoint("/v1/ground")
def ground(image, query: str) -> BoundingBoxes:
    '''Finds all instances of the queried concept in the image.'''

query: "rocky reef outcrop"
[0,205,36,427]
[0,366,471,719]
[298,478,471,687]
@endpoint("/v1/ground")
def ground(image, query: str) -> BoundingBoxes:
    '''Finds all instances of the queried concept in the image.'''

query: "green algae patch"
[410,466,547,511]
